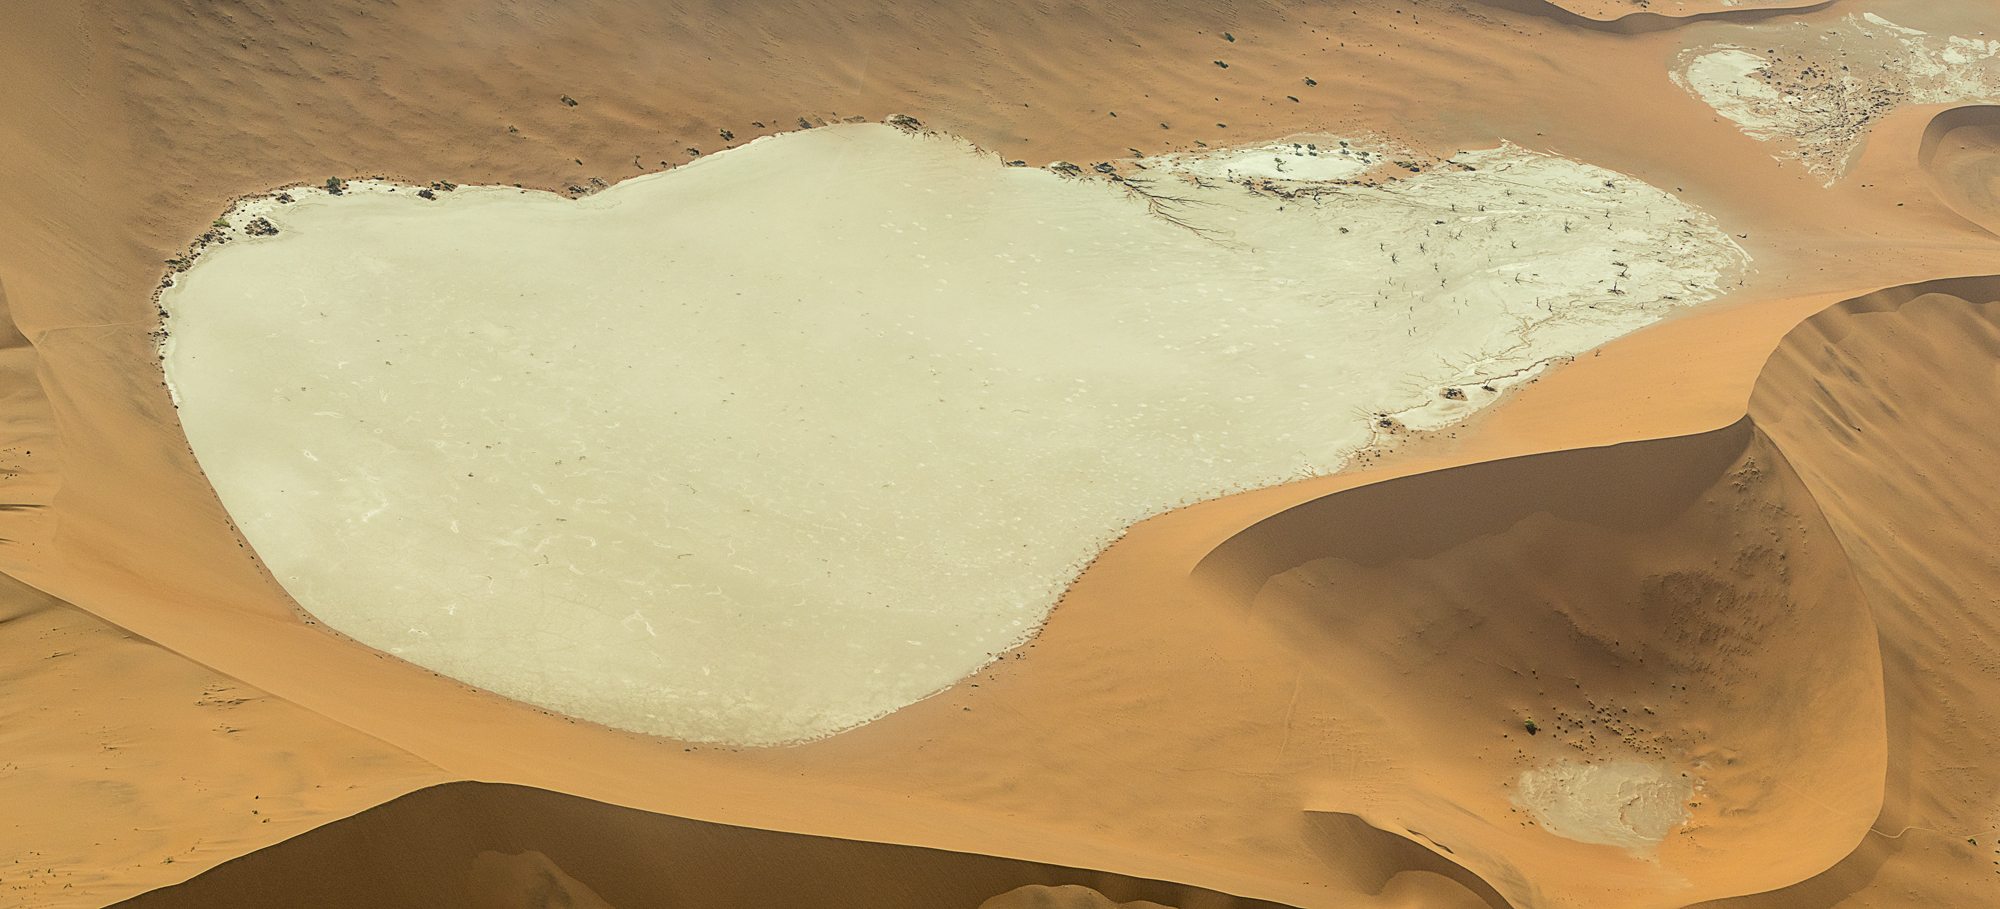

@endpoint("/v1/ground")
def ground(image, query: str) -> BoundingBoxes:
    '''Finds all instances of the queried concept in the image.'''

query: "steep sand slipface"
[1673,13,2000,184]
[979,884,1177,909]
[467,851,617,909]
[111,782,1301,909]
[1729,280,2000,906]
[1202,421,1884,907]
[1538,0,1826,20]
[161,124,1744,746]
[1919,105,2000,235]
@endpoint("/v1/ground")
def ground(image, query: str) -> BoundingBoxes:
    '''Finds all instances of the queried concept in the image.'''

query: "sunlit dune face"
[161,124,1742,745]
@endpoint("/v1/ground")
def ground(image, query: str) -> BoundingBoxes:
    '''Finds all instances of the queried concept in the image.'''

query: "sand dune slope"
[1486,0,1834,33]
[13,1,2000,907]
[0,574,446,908]
[1691,276,2000,907]
[1920,107,2000,237]
[108,782,1312,909]
[1200,420,1884,907]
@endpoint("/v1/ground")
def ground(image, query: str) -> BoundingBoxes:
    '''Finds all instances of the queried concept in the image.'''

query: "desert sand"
[8,0,2000,908]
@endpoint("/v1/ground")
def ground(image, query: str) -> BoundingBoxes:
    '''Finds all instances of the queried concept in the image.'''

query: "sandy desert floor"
[8,0,2000,907]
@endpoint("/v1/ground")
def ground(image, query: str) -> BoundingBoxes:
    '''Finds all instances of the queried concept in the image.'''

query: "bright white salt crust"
[1162,138,1376,182]
[163,125,1745,744]
[1674,13,2000,183]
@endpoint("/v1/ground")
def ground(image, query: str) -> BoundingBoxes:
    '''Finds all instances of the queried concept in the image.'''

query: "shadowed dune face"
[1199,421,1885,907]
[0,280,60,538]
[1919,107,2000,236]
[980,884,1178,909]
[110,782,1300,909]
[1472,0,1834,34]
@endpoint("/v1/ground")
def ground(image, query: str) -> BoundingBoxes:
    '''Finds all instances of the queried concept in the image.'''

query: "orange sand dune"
[108,781,1450,909]
[63,274,2000,909]
[11,0,2000,907]
[1920,107,2000,238]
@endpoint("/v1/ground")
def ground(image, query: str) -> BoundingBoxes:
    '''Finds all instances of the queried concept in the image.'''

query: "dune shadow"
[1461,0,1836,35]
[0,278,58,552]
[112,781,1303,909]
[1302,812,1515,909]
[1918,106,2000,237]
[1194,418,1755,603]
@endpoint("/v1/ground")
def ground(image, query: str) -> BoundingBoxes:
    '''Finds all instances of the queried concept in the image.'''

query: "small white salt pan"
[1514,759,1694,852]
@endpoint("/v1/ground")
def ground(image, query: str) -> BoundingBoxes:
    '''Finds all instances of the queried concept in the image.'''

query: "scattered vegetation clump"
[885,114,924,133]
[324,177,346,194]
[243,218,279,236]
[1525,720,1540,735]
[559,94,578,107]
